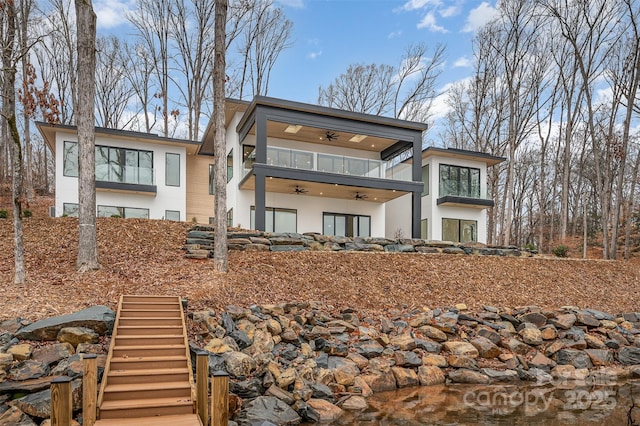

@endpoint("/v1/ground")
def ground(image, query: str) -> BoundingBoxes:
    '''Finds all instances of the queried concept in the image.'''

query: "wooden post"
[51,376,72,426]
[196,351,209,425]
[211,371,228,426]
[82,354,97,426]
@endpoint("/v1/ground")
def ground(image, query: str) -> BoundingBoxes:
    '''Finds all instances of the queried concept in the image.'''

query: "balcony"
[436,184,493,209]
[95,165,157,195]
[243,146,412,181]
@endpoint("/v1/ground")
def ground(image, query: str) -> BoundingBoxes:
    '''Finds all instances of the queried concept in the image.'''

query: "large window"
[421,165,429,196]
[165,210,180,221]
[442,218,477,243]
[421,219,428,239]
[63,203,79,217]
[250,207,297,233]
[65,141,153,185]
[63,141,79,177]
[165,153,180,186]
[439,164,480,198]
[323,213,370,237]
[98,205,149,219]
[227,149,234,183]
[227,209,234,227]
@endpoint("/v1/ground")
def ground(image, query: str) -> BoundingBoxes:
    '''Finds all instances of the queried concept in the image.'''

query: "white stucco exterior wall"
[54,132,187,220]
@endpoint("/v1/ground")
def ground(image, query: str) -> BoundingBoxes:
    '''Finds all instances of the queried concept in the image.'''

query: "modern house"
[37,95,503,243]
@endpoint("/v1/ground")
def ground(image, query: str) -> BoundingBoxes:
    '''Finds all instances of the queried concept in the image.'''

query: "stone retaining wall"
[184,226,536,259]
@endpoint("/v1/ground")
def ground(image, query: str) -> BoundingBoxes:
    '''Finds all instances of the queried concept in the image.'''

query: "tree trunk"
[75,0,99,272]
[213,0,228,272]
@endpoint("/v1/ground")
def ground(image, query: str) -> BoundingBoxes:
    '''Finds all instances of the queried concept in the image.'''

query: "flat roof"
[36,122,200,155]
[422,146,505,167]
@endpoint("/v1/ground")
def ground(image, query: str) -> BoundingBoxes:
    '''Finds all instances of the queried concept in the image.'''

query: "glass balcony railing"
[438,182,491,200]
[96,165,156,186]
[243,146,390,179]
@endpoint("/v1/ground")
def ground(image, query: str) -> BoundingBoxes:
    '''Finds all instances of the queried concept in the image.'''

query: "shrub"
[523,243,537,251]
[0,210,7,219]
[22,209,32,218]
[111,214,121,218]
[552,244,569,258]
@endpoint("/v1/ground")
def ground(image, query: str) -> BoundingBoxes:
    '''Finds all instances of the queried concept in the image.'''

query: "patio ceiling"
[239,175,408,203]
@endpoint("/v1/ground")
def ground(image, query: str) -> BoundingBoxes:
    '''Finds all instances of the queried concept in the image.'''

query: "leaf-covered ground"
[0,198,638,321]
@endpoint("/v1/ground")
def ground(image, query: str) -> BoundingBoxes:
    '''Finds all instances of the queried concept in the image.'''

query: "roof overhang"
[421,147,505,167]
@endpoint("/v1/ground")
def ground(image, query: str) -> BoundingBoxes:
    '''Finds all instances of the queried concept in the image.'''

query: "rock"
[529,352,556,371]
[391,367,419,388]
[519,328,543,346]
[418,325,448,342]
[354,341,384,359]
[361,370,396,392]
[230,378,263,399]
[476,327,502,344]
[447,355,477,369]
[0,353,12,371]
[0,406,37,426]
[544,340,566,357]
[470,336,502,358]
[414,338,442,353]
[7,344,32,361]
[341,395,368,410]
[521,367,553,383]
[9,379,81,418]
[417,366,445,386]
[223,351,257,378]
[384,244,415,253]
[346,353,368,369]
[32,343,75,366]
[57,327,99,347]
[448,369,490,384]
[265,384,295,405]
[276,367,297,388]
[576,312,600,328]
[422,354,447,367]
[393,350,422,367]
[443,341,479,358]
[328,357,359,386]
[584,334,607,349]
[205,338,234,354]
[306,399,343,422]
[584,349,613,366]
[7,361,49,381]
[389,334,416,350]
[50,354,85,378]
[505,338,532,355]
[554,349,593,369]
[540,326,558,340]
[15,306,115,341]
[481,368,519,382]
[520,312,547,328]
[308,382,333,401]
[550,314,576,330]
[618,347,640,365]
[240,396,301,426]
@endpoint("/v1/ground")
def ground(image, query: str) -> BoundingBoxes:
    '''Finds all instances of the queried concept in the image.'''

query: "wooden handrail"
[178,297,197,411]
[97,295,123,416]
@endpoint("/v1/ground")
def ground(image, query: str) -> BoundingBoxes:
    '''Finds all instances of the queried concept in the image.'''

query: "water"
[328,380,640,425]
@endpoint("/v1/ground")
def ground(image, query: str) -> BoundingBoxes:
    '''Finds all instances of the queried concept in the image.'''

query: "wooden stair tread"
[95,414,202,426]
[115,334,184,339]
[105,381,191,393]
[111,355,187,362]
[100,396,193,410]
[109,367,190,376]
[112,344,186,350]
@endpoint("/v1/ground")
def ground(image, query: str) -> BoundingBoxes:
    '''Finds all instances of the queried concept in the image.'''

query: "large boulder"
[9,379,82,418]
[15,306,115,341]
[306,399,343,422]
[0,407,37,426]
[618,347,640,365]
[239,396,301,426]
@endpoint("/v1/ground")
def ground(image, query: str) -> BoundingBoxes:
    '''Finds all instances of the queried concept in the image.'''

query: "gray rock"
[15,306,115,341]
[448,369,490,384]
[239,396,301,426]
[9,379,82,418]
[354,341,384,359]
[554,349,593,369]
[223,351,257,378]
[230,378,263,399]
[0,406,37,426]
[520,312,547,328]
[442,247,465,255]
[32,343,75,366]
[344,243,383,252]
[270,245,308,252]
[309,382,334,401]
[8,361,49,381]
[481,368,519,382]
[618,347,640,365]
[414,338,442,353]
[393,350,422,367]
[384,244,415,253]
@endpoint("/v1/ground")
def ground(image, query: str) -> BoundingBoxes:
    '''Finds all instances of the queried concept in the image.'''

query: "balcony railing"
[96,165,155,186]
[243,146,394,180]
[439,183,491,200]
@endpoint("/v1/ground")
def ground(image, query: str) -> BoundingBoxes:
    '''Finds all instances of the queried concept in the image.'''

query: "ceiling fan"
[322,131,338,142]
[294,186,308,195]
[354,192,368,200]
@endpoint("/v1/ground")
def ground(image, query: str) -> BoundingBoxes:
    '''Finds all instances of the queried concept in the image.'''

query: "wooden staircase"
[95,295,202,425]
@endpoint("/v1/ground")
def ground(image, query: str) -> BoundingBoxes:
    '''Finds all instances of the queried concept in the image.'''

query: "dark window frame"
[63,141,79,177]
[322,212,371,237]
[439,164,480,198]
[209,164,215,195]
[165,210,180,221]
[97,205,150,219]
[165,153,180,187]
[250,206,297,233]
[442,218,477,243]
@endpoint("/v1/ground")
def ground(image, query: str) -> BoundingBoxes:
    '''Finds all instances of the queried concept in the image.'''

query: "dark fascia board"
[96,180,157,194]
[36,121,200,147]
[236,96,429,135]
[436,195,495,208]
[246,163,423,193]
[381,141,413,161]
[423,146,506,166]
[200,98,252,156]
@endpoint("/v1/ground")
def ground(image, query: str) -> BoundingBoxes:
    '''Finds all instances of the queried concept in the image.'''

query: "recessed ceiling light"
[371,144,375,147]
[320,192,323,195]
[284,124,302,134]
[349,134,367,143]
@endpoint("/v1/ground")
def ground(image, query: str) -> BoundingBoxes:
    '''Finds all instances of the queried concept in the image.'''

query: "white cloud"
[307,51,322,60]
[453,56,472,68]
[94,0,136,29]
[462,1,498,33]
[398,0,442,12]
[417,12,448,33]
[439,5,461,18]
[275,0,304,8]
[388,30,403,39]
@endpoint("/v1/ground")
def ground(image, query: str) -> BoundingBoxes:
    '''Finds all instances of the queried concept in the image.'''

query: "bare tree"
[75,0,99,272]
[319,43,445,123]
[120,41,159,133]
[2,0,26,283]
[95,36,134,128]
[213,0,227,272]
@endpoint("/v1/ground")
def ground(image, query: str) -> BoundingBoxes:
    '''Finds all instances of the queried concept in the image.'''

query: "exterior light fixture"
[349,134,367,143]
[284,124,302,134]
